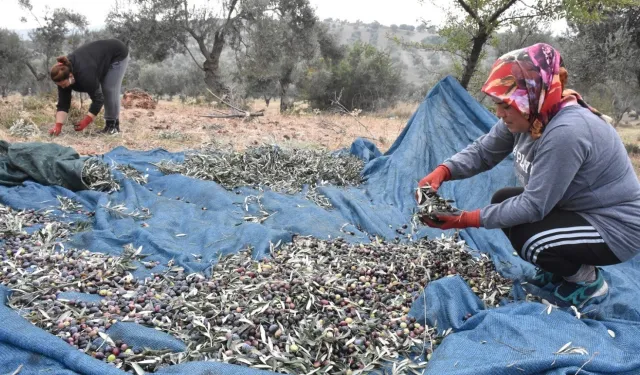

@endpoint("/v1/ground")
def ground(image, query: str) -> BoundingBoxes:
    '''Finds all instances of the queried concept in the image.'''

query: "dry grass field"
[0,95,415,155]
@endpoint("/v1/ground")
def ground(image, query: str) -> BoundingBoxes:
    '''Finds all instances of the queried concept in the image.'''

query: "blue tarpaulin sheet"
[1,76,639,374]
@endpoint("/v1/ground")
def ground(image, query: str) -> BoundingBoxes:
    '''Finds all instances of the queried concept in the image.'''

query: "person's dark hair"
[50,56,72,82]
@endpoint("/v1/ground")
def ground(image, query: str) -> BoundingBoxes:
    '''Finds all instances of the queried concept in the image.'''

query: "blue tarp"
[1,75,639,374]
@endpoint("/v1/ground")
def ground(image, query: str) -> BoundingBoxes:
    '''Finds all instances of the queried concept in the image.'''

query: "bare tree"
[238,0,319,112]
[107,0,248,93]
[0,29,29,97]
[400,0,632,89]
[560,7,640,126]
[18,0,88,82]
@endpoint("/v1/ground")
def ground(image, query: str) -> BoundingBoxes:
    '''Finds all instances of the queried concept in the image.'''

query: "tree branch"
[456,0,480,22]
[18,0,43,28]
[518,28,535,48]
[498,14,544,23]
[184,26,209,57]
[206,88,247,114]
[516,0,556,19]
[181,0,209,57]
[488,0,519,24]
[224,0,239,27]
[24,61,45,81]
[178,40,204,70]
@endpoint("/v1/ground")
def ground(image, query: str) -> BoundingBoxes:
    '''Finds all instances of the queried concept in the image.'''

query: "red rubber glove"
[422,209,481,230]
[74,115,94,131]
[418,165,451,192]
[49,122,63,136]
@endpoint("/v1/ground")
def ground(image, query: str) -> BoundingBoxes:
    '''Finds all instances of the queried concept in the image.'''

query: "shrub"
[67,106,105,130]
[625,143,640,155]
[22,95,50,112]
[158,130,189,141]
[300,42,403,112]
[0,103,21,129]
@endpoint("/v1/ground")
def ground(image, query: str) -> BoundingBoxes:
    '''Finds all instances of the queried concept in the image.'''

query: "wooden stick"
[199,113,264,119]
[209,108,231,116]
[205,89,247,115]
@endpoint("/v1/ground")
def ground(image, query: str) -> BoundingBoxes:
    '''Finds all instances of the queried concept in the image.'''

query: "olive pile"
[1,204,512,374]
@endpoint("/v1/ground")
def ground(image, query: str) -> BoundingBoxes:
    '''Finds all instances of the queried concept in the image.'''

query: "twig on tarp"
[494,339,536,355]
[575,352,599,375]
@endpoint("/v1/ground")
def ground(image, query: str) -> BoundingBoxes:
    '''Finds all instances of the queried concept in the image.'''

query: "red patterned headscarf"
[481,43,602,139]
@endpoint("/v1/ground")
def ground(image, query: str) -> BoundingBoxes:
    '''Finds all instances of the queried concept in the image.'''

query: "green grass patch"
[0,105,21,129]
[21,96,49,112]
[625,143,640,155]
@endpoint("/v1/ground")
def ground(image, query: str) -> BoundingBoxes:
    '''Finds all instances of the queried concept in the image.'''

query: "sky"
[4,0,566,33]
[4,0,470,30]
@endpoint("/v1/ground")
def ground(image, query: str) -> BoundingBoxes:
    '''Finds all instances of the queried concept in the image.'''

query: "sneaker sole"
[578,280,609,308]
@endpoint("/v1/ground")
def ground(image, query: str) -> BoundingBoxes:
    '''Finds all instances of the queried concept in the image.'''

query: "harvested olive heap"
[154,144,364,209]
[1,204,512,374]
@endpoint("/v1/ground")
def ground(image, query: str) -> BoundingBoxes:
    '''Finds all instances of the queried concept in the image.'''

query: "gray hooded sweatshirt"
[443,105,640,262]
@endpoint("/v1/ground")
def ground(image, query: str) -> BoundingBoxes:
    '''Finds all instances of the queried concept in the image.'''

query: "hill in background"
[320,19,452,83]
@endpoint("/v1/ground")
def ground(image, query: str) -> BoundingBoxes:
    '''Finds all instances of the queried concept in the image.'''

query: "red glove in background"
[49,122,63,136]
[421,209,481,230]
[74,115,94,131]
[418,165,451,192]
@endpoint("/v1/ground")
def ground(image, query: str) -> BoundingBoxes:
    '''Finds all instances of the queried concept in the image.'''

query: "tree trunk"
[203,31,227,94]
[279,82,290,113]
[459,30,489,89]
[279,67,294,113]
[614,107,632,128]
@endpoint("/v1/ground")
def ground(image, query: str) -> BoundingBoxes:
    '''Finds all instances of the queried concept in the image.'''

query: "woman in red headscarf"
[418,43,640,309]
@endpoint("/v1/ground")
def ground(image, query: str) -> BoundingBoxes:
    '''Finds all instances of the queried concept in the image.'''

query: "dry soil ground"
[0,96,413,156]
[1,95,639,176]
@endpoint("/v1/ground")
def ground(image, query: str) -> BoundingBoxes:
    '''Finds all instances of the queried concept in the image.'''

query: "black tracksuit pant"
[492,187,621,277]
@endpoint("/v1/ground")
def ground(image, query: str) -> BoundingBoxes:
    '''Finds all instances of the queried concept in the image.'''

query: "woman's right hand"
[417,165,451,192]
[49,123,63,136]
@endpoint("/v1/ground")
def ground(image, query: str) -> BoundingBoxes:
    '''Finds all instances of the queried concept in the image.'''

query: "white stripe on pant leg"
[531,239,606,264]
[521,225,596,257]
[524,231,601,262]
[521,226,596,258]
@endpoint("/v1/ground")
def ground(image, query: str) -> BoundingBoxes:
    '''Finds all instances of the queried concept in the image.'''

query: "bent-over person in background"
[49,38,129,136]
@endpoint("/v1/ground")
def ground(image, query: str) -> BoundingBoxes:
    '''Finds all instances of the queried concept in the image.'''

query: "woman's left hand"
[421,209,482,230]
[49,123,63,136]
[74,115,94,131]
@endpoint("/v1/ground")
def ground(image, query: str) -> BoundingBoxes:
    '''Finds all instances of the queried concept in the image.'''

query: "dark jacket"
[56,39,129,116]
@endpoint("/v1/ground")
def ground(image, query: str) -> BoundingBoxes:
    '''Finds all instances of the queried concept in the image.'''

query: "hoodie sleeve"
[480,124,587,228]
[56,86,72,113]
[87,82,104,116]
[442,120,515,180]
